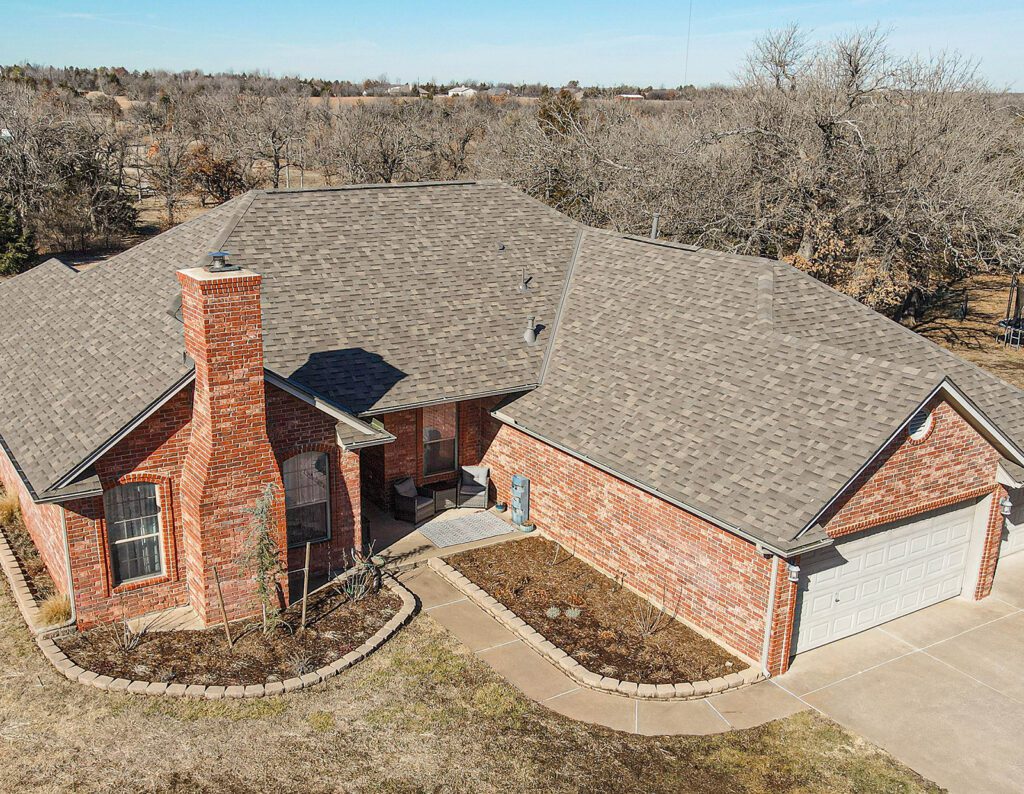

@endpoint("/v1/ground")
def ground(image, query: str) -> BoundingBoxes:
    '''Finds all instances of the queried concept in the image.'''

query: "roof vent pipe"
[524,316,537,345]
[208,250,239,273]
[650,213,660,240]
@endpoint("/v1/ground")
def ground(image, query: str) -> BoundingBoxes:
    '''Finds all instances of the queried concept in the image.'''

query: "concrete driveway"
[775,553,1024,794]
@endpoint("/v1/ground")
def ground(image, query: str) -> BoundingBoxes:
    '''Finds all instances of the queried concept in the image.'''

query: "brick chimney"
[176,265,286,624]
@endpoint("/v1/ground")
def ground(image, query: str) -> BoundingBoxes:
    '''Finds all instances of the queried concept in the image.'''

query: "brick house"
[2,180,1024,676]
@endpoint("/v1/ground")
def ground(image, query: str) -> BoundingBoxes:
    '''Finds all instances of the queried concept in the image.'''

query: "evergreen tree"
[0,202,37,276]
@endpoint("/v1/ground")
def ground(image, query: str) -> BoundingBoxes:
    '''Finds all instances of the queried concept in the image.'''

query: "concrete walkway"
[397,565,805,735]
[401,554,1024,791]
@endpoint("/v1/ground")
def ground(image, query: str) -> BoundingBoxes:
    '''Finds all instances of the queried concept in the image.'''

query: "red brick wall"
[265,384,361,592]
[0,444,68,595]
[66,386,195,626]
[480,417,786,671]
[362,399,486,509]
[820,399,1000,538]
[178,269,286,624]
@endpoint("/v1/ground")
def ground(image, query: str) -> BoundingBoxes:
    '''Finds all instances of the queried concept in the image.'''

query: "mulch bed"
[0,517,56,601]
[449,537,746,684]
[56,582,400,687]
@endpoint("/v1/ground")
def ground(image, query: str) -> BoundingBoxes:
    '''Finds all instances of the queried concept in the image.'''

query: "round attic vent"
[907,409,934,441]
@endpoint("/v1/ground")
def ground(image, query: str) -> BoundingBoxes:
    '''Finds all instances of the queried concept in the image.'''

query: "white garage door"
[793,502,976,653]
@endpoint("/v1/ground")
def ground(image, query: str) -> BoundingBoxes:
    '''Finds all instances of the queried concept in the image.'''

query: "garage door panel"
[794,501,977,653]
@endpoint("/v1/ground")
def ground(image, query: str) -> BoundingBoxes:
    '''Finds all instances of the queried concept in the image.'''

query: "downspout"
[58,506,76,628]
[759,555,779,678]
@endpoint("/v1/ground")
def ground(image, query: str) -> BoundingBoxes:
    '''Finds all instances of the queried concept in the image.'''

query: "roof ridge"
[775,261,1024,399]
[538,228,585,385]
[195,190,263,269]
[262,179,478,195]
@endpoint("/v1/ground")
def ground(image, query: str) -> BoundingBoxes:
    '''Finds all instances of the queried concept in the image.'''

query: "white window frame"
[104,482,165,587]
[283,451,332,548]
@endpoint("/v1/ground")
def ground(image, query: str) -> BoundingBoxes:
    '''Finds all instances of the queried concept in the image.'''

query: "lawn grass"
[0,583,940,793]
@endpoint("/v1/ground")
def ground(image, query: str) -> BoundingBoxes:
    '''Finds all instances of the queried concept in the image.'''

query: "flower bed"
[447,537,748,685]
[56,578,402,688]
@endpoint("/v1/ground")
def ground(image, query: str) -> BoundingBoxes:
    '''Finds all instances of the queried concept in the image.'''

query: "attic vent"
[907,409,934,441]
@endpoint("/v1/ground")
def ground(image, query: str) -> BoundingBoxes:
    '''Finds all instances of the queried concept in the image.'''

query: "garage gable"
[819,399,1001,539]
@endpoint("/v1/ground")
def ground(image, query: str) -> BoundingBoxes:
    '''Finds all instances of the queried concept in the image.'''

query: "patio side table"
[424,481,458,512]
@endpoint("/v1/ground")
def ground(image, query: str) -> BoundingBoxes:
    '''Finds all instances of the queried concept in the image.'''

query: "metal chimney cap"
[207,251,239,272]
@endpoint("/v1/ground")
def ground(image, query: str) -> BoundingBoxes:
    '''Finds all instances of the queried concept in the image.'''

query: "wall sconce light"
[1000,495,1013,517]
[787,563,801,583]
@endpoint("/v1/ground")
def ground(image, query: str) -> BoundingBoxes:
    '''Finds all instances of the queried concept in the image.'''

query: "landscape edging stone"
[428,556,764,700]
[31,573,418,698]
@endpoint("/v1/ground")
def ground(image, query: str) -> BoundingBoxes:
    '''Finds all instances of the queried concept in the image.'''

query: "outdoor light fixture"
[787,563,800,583]
[1000,495,1013,517]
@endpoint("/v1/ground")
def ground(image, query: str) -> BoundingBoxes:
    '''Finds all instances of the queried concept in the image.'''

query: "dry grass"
[0,580,939,793]
[910,274,1024,389]
[0,491,19,526]
[0,491,55,601]
[37,594,71,626]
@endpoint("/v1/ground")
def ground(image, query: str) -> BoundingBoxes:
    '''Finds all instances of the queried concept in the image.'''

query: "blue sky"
[2,1,1022,88]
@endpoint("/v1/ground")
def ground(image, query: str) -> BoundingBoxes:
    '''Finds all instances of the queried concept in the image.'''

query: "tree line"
[1,26,1022,318]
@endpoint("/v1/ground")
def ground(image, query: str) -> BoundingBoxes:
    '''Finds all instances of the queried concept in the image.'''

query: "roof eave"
[795,377,1024,539]
[490,408,796,558]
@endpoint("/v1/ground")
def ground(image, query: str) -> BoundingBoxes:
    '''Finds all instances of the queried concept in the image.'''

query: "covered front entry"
[792,501,978,653]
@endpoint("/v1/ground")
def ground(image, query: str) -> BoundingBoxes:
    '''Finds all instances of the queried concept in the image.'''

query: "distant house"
[615,93,645,101]
[486,87,511,97]
[385,83,412,96]
[447,85,477,97]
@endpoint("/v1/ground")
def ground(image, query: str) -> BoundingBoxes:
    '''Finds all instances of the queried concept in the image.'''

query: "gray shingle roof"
[3,181,1023,550]
[0,182,578,497]
[495,230,1024,549]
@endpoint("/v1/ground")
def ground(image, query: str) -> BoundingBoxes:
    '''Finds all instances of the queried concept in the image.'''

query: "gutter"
[490,409,793,558]
[360,384,539,418]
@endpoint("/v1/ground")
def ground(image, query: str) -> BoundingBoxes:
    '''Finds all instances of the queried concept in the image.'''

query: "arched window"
[104,482,164,586]
[283,451,331,547]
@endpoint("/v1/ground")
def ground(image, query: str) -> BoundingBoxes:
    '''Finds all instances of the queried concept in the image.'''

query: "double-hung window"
[283,451,331,547]
[104,483,164,586]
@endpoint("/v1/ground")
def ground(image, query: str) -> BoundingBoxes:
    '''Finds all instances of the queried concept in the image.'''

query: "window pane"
[422,404,457,475]
[283,452,329,507]
[104,483,163,585]
[424,438,456,476]
[283,452,330,546]
[113,535,162,583]
[422,404,456,444]
[286,503,329,546]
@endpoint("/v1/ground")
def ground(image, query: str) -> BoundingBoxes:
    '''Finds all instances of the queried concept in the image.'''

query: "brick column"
[975,484,1006,600]
[177,266,286,624]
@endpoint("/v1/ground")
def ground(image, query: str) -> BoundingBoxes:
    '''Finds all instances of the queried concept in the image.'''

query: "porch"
[362,499,521,570]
